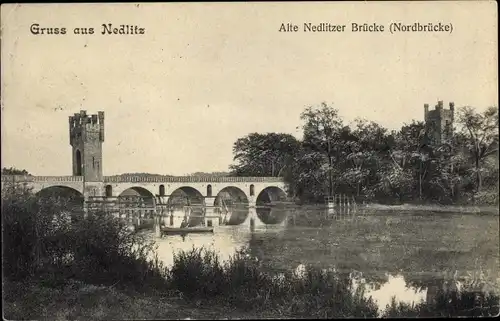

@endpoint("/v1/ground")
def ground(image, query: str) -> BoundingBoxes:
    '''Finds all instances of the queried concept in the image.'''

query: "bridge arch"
[256,186,287,203]
[110,184,155,199]
[117,186,156,218]
[36,185,84,199]
[214,186,249,225]
[168,186,205,206]
[118,186,155,198]
[26,181,84,195]
[255,186,288,224]
[168,186,205,226]
[36,186,85,221]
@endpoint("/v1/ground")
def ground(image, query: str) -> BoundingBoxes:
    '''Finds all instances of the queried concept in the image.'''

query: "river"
[142,206,500,312]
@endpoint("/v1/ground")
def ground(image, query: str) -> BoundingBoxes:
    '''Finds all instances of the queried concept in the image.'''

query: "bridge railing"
[1,175,84,182]
[103,176,285,183]
[1,175,284,183]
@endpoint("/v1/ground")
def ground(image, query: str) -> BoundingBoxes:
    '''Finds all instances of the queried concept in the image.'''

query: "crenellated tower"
[424,100,454,145]
[69,110,105,182]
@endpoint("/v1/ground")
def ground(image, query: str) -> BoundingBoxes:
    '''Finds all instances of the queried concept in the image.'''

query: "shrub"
[68,211,169,291]
[168,246,226,298]
[2,185,169,292]
[2,185,71,279]
[382,289,500,318]
[168,247,379,317]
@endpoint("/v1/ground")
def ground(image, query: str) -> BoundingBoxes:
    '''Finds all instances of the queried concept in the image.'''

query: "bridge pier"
[83,203,89,218]
[167,211,174,226]
[204,196,219,227]
[248,200,257,232]
[155,195,170,233]
[154,215,161,237]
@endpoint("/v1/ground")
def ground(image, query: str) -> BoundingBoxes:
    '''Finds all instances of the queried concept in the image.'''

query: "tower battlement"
[424,101,454,120]
[69,110,105,145]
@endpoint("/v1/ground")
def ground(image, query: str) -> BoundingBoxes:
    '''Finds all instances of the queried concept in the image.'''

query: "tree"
[293,149,330,202]
[341,119,390,197]
[401,121,430,200]
[230,133,300,177]
[300,102,345,197]
[456,106,499,193]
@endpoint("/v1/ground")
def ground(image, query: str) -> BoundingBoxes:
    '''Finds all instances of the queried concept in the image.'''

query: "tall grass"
[168,246,379,318]
[382,291,500,317]
[2,185,169,292]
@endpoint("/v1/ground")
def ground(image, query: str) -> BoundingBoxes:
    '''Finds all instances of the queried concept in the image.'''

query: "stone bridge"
[101,175,287,206]
[1,174,289,228]
[1,175,287,205]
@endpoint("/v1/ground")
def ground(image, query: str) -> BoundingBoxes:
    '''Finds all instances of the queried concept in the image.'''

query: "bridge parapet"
[103,176,285,183]
[1,175,84,182]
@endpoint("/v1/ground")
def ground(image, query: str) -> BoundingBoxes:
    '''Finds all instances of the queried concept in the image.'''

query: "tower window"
[76,150,82,176]
[93,157,95,169]
[250,184,255,197]
[207,184,212,197]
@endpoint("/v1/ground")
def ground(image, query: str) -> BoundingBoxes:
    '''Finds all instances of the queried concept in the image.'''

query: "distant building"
[424,100,454,145]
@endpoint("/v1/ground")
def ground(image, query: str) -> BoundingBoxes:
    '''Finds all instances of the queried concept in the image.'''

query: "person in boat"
[180,218,190,229]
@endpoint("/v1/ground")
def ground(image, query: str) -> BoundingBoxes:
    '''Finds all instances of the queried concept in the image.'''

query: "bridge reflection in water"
[85,194,294,232]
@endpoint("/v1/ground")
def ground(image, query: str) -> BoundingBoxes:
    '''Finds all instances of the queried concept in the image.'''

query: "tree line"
[229,102,498,205]
[2,167,31,176]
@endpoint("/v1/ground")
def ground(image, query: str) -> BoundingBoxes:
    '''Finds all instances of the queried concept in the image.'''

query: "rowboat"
[161,226,214,236]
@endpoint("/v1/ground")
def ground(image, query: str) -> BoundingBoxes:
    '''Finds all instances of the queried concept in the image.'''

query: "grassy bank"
[2,279,268,320]
[2,188,499,319]
[4,247,499,319]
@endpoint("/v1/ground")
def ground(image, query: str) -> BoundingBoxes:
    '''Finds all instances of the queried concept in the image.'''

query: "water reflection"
[362,274,427,313]
[145,206,499,312]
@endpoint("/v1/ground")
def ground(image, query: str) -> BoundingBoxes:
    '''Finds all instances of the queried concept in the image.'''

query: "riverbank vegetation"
[3,187,499,319]
[229,103,498,205]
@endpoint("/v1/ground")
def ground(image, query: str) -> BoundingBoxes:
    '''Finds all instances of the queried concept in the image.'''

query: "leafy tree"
[294,149,330,202]
[341,119,390,197]
[230,133,300,177]
[300,102,346,197]
[456,106,498,193]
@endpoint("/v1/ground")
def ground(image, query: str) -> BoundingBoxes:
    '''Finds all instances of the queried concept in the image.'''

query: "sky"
[1,2,497,176]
